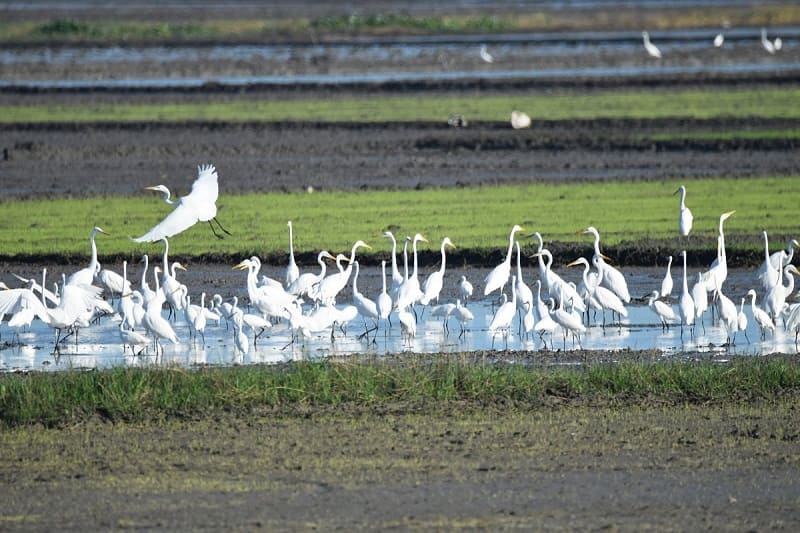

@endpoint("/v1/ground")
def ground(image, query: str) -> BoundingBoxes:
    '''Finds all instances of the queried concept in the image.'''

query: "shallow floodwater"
[1,266,796,373]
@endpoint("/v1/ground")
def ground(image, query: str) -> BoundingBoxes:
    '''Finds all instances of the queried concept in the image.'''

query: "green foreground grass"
[1,357,797,428]
[0,177,797,262]
[3,88,800,123]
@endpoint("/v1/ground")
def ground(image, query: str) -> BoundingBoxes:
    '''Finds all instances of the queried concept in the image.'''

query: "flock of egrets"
[2,164,800,364]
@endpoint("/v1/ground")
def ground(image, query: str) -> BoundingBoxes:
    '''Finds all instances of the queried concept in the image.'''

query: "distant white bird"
[484,224,524,296]
[747,289,775,339]
[376,260,393,324]
[134,164,231,242]
[583,226,630,303]
[420,237,455,306]
[674,185,693,239]
[458,275,473,304]
[287,250,335,299]
[383,231,404,298]
[142,281,179,355]
[551,285,587,349]
[737,297,749,343]
[453,299,474,338]
[714,287,739,344]
[119,315,150,356]
[642,31,662,58]
[647,290,677,331]
[761,28,776,54]
[660,256,674,299]
[489,279,517,349]
[513,241,533,318]
[758,237,799,287]
[714,33,725,47]
[285,221,300,288]
[67,226,107,286]
[398,309,417,340]
[691,274,709,332]
[479,44,494,63]
[352,261,379,335]
[774,36,783,51]
[758,230,780,291]
[678,250,695,338]
[394,234,427,311]
[510,111,531,129]
[568,257,628,326]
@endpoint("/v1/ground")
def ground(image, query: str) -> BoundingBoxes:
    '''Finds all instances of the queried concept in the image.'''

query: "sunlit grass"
[0,177,796,260]
[2,88,800,123]
[1,358,797,427]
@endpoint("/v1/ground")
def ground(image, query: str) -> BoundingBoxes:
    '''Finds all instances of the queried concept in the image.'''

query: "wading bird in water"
[133,164,231,242]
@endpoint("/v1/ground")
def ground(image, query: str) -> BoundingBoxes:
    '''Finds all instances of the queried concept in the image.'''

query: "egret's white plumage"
[484,224,524,296]
[674,185,693,239]
[285,221,300,288]
[510,110,531,129]
[747,289,775,338]
[458,275,473,304]
[479,44,494,63]
[420,237,455,306]
[287,250,335,299]
[761,28,776,54]
[660,256,674,299]
[642,31,662,58]
[678,250,695,335]
[376,260,393,321]
[134,164,228,242]
[583,226,630,303]
[67,226,107,286]
[647,290,677,330]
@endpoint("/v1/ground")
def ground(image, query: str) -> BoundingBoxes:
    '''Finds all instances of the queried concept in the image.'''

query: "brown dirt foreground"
[2,402,799,531]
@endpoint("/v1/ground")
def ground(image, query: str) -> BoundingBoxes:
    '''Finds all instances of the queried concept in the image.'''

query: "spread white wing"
[133,164,219,243]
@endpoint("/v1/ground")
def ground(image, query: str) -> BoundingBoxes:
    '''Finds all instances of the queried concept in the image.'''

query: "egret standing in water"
[678,250,695,339]
[484,224,524,296]
[285,221,299,288]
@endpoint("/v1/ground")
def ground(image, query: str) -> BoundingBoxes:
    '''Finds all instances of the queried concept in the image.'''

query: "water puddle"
[1,266,795,373]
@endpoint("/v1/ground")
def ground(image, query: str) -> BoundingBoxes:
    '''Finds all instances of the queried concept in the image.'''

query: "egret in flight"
[133,164,231,242]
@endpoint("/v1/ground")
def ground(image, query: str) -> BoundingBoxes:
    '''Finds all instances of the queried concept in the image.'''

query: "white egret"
[231,312,249,356]
[67,226,107,286]
[774,36,782,51]
[551,285,586,349]
[233,257,295,321]
[532,280,558,347]
[316,240,372,306]
[747,289,775,338]
[702,211,736,294]
[513,241,533,321]
[691,275,709,333]
[582,226,630,303]
[479,44,494,63]
[352,261,379,338]
[133,164,231,242]
[420,237,455,306]
[140,254,156,305]
[758,237,799,285]
[398,309,417,341]
[647,290,677,331]
[484,224,524,296]
[568,257,628,327]
[757,230,780,290]
[642,31,662,58]
[455,275,473,307]
[395,234,427,311]
[383,231,404,298]
[431,302,457,334]
[764,265,799,319]
[489,278,517,349]
[678,250,695,338]
[737,297,750,343]
[714,33,724,47]
[119,314,150,356]
[287,250,335,298]
[453,299,474,338]
[142,281,179,355]
[510,111,531,129]
[674,185,693,239]
[376,260,393,325]
[97,262,130,302]
[660,256,674,299]
[534,249,586,313]
[285,221,300,288]
[761,28,776,54]
[714,288,739,344]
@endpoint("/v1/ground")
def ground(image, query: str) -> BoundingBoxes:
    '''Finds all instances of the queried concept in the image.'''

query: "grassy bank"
[0,177,796,263]
[3,88,800,123]
[1,357,798,427]
[3,5,800,43]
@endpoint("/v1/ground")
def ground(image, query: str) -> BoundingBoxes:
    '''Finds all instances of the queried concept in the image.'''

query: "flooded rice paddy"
[1,266,796,373]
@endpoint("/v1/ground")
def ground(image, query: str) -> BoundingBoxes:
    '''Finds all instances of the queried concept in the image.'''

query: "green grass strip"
[2,88,799,123]
[1,358,797,427]
[0,177,797,260]
[646,129,800,141]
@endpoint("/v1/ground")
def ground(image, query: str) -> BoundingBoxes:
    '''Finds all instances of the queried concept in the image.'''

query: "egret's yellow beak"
[232,261,249,271]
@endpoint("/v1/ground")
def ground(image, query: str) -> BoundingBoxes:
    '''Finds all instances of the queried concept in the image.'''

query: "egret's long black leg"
[212,217,233,236]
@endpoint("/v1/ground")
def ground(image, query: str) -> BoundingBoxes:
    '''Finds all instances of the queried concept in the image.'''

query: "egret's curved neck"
[783,269,795,293]
[89,230,99,270]
[591,231,601,257]
[353,264,360,293]
[505,229,517,262]
[288,222,295,256]
[682,253,689,292]
[41,269,47,307]
[679,188,686,209]
[763,232,771,261]
[381,262,387,292]
[162,239,170,272]
[439,241,448,273]
[141,256,149,288]
[403,240,409,280]
[412,239,421,277]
